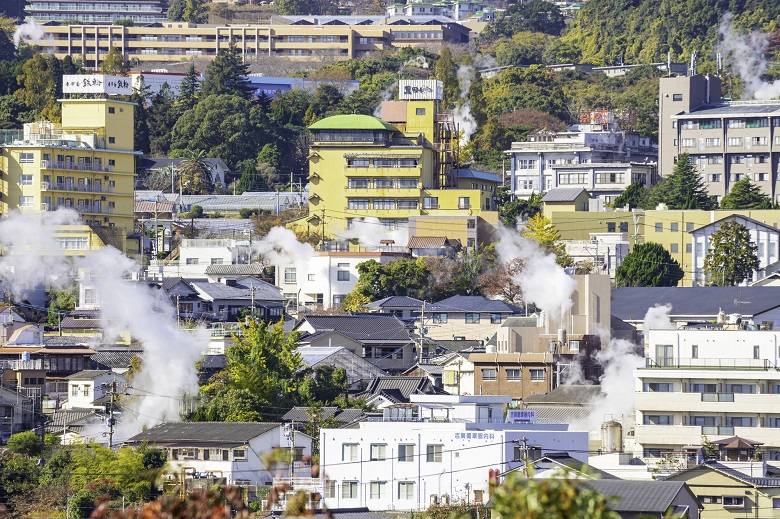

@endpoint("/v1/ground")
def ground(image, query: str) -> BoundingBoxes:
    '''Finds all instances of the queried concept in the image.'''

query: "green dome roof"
[308,114,398,132]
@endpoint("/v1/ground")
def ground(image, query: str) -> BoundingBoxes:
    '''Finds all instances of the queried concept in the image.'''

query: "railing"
[42,160,114,173]
[701,392,735,402]
[0,359,43,370]
[702,426,734,435]
[458,203,471,209]
[43,181,115,193]
[645,357,774,370]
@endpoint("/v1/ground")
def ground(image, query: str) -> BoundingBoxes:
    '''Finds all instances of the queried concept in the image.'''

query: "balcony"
[458,202,471,209]
[701,392,735,402]
[702,426,734,436]
[0,130,104,149]
[42,181,115,193]
[645,357,774,370]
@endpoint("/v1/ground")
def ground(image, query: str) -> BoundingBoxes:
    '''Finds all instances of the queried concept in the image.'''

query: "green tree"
[521,213,572,267]
[297,365,349,405]
[167,0,184,20]
[235,159,260,194]
[615,242,684,287]
[720,177,774,209]
[69,444,154,506]
[275,0,339,15]
[201,42,254,100]
[15,53,60,122]
[480,0,565,41]
[100,46,129,75]
[610,179,647,209]
[6,431,46,457]
[435,46,459,109]
[703,220,760,286]
[182,0,207,23]
[132,74,151,154]
[178,149,213,195]
[645,152,717,210]
[148,82,177,156]
[47,282,77,327]
[177,63,200,113]
[349,258,432,301]
[498,190,542,228]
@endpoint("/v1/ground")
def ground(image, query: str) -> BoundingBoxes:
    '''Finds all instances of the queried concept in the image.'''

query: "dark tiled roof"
[524,385,603,405]
[70,309,100,318]
[45,409,102,433]
[582,480,691,513]
[60,317,101,329]
[432,339,483,352]
[664,460,780,488]
[162,277,189,291]
[44,336,83,346]
[281,407,367,424]
[204,264,266,276]
[91,350,143,369]
[358,376,446,402]
[129,422,280,444]
[201,354,227,370]
[501,316,539,328]
[611,287,780,321]
[541,187,589,202]
[65,370,112,380]
[300,315,411,343]
[366,296,424,309]
[407,236,450,249]
[430,295,523,313]
[189,279,284,302]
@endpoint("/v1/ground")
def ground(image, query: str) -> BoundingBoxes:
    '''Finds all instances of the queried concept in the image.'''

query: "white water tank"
[601,420,623,453]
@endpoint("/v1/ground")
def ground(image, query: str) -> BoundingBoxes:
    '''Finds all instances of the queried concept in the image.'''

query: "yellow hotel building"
[302,83,499,249]
[0,97,137,254]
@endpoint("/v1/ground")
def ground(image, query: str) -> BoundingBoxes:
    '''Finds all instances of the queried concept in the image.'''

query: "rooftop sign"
[399,79,443,101]
[63,75,132,96]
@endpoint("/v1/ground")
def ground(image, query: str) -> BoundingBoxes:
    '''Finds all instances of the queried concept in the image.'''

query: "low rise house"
[129,422,313,486]
[420,295,524,342]
[356,376,446,408]
[579,480,700,519]
[64,370,127,411]
[0,386,36,443]
[298,346,387,388]
[46,409,105,445]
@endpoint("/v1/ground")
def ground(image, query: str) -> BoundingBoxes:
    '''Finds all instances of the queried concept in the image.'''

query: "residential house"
[90,348,143,375]
[128,422,313,486]
[364,296,425,319]
[0,306,24,324]
[420,295,524,342]
[577,480,700,519]
[523,453,619,480]
[0,324,95,379]
[0,386,36,442]
[540,188,592,213]
[356,376,447,409]
[319,394,588,511]
[282,407,371,427]
[295,315,415,373]
[187,278,285,322]
[46,408,106,445]
[64,370,127,411]
[690,214,780,285]
[663,460,780,518]
[406,236,460,258]
[297,346,388,388]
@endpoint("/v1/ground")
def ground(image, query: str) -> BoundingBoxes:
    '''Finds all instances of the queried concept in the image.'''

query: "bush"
[239,208,259,219]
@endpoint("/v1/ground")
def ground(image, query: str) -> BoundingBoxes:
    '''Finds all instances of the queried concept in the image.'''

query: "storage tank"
[601,420,623,453]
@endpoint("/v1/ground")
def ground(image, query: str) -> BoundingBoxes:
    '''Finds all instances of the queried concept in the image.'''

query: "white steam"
[495,226,576,324]
[253,226,315,281]
[340,217,409,249]
[373,80,398,117]
[718,12,780,100]
[0,210,206,439]
[453,66,477,148]
[13,19,53,48]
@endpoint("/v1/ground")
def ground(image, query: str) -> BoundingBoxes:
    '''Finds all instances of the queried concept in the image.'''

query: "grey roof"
[91,350,143,369]
[129,422,280,444]
[65,370,112,380]
[189,279,284,302]
[60,317,101,329]
[201,354,227,370]
[528,455,619,480]
[524,385,603,405]
[691,213,780,234]
[610,315,636,331]
[163,193,305,212]
[406,363,444,375]
[581,480,692,513]
[366,296,424,309]
[281,407,367,424]
[686,103,780,117]
[44,335,83,346]
[501,316,539,328]
[432,339,483,352]
[429,295,523,313]
[541,187,589,202]
[524,404,594,424]
[191,219,256,233]
[162,277,189,291]
[299,315,412,343]
[611,287,780,321]
[358,376,446,402]
[663,460,780,488]
[45,409,102,433]
[455,168,502,183]
[204,264,266,276]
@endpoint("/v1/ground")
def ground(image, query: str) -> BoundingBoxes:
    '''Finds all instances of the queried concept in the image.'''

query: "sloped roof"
[358,376,446,402]
[455,168,502,183]
[407,236,450,249]
[45,409,102,433]
[45,335,84,346]
[298,346,344,366]
[129,422,280,444]
[366,296,424,309]
[501,316,539,328]
[524,385,603,405]
[430,295,523,313]
[611,287,780,321]
[66,370,112,380]
[541,187,589,202]
[581,480,693,513]
[60,317,101,329]
[299,315,411,343]
[433,339,483,352]
[528,455,619,480]
[663,460,780,488]
[308,114,398,132]
[189,279,284,302]
[691,214,780,234]
[281,407,367,424]
[204,264,266,276]
[91,350,143,369]
[134,200,175,213]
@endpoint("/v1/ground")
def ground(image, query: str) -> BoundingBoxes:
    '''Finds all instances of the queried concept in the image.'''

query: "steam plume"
[340,217,408,249]
[13,19,53,48]
[718,12,780,100]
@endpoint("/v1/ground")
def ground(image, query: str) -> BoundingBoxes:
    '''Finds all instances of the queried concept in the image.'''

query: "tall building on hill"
[659,73,780,202]
[25,0,167,24]
[0,76,137,253]
[298,80,500,251]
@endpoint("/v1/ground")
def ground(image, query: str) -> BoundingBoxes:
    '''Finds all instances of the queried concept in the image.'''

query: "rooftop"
[309,114,398,132]
[129,421,281,444]
[541,187,590,202]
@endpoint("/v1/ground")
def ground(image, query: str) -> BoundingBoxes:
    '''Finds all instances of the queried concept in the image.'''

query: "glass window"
[233,449,246,460]
[530,369,544,381]
[643,414,673,425]
[672,94,683,101]
[370,444,386,461]
[655,223,662,232]
[506,369,521,381]
[337,270,350,281]
[671,243,678,253]
[432,312,447,324]
[398,444,414,462]
[490,313,503,324]
[423,197,439,209]
[569,340,580,351]
[465,313,480,324]
[482,368,496,381]
[723,496,744,508]
[671,223,678,232]
[643,382,673,392]
[19,152,34,164]
[342,443,358,462]
[426,444,442,462]
[324,480,336,499]
[398,481,415,500]
[369,481,386,499]
[458,196,470,209]
[347,199,370,210]
[20,174,33,185]
[19,196,34,207]
[342,481,358,499]
[284,267,296,283]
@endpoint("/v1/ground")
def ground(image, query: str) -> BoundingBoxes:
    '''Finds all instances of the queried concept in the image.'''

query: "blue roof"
[429,295,523,313]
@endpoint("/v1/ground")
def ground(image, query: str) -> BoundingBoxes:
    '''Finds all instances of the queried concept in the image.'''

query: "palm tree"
[178,149,213,195]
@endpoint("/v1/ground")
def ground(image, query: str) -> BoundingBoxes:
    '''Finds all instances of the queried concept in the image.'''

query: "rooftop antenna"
[689,51,698,76]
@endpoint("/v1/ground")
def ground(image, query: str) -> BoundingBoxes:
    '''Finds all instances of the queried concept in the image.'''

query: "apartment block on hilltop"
[659,73,780,201]
[25,0,167,24]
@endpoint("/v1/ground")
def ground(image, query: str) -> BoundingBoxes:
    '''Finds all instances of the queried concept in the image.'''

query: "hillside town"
[2,0,780,517]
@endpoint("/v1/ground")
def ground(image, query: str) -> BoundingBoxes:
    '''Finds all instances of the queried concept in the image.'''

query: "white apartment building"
[505,113,658,204]
[64,370,127,410]
[564,233,630,279]
[635,326,780,462]
[319,394,588,511]
[147,238,251,280]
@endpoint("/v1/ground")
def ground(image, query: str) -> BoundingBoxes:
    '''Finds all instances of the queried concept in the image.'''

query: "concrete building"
[25,0,167,24]
[318,394,588,511]
[658,73,780,201]
[505,113,657,204]
[63,370,127,410]
[634,326,780,464]
[386,0,493,22]
[41,18,469,67]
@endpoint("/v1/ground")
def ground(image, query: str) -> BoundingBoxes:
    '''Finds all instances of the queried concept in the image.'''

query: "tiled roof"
[455,168,501,183]
[433,339,483,352]
[523,404,593,424]
[524,455,618,480]
[60,317,101,329]
[358,376,445,402]
[134,200,175,213]
[366,296,424,309]
[66,370,112,380]
[406,363,444,375]
[204,264,266,276]
[523,385,603,405]
[45,409,102,433]
[189,279,284,302]
[281,407,367,424]
[501,316,538,328]
[91,350,143,369]
[201,354,227,370]
[300,315,412,343]
[129,422,281,444]
[70,309,100,318]
[162,277,189,291]
[541,187,589,202]
[407,236,450,249]
[581,480,691,513]
[663,460,780,487]
[430,295,523,313]
[45,336,83,346]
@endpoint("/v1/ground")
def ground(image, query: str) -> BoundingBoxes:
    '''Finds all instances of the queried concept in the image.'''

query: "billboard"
[399,79,443,101]
[506,409,537,424]
[63,75,133,96]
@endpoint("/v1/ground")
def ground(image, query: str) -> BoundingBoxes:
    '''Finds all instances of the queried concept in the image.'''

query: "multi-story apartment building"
[659,73,780,201]
[0,81,137,250]
[505,111,657,204]
[301,80,500,249]
[635,326,780,462]
[386,0,494,22]
[25,0,167,24]
[41,18,470,67]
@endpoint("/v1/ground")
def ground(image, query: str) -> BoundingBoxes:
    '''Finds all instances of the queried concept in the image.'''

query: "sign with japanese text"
[63,74,132,95]
[507,409,537,424]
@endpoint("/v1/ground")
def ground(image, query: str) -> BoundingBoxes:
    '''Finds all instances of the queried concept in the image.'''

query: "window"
[692,345,698,358]
[708,155,723,164]
[569,340,580,351]
[458,196,470,209]
[333,294,346,306]
[517,159,536,169]
[284,267,297,283]
[690,415,717,426]
[398,481,415,500]
[426,444,443,462]
[348,178,370,188]
[398,159,418,168]
[708,174,722,182]
[725,383,756,394]
[474,490,484,503]
[482,369,496,381]
[373,199,396,210]
[210,258,223,265]
[673,94,683,101]
[700,496,721,504]
[530,369,544,381]
[506,369,521,381]
[465,313,480,324]
[607,222,616,232]
[690,383,717,393]
[432,312,448,324]
[655,223,662,232]
[71,384,78,396]
[324,480,336,499]
[723,496,744,508]
[705,138,721,147]
[670,222,678,232]
[754,345,760,359]
[369,444,386,461]
[773,498,780,509]
[108,137,115,144]
[728,137,743,147]
[108,159,115,166]
[342,443,358,462]
[490,313,503,324]
[19,152,34,164]
[656,344,674,366]
[671,243,678,253]
[337,270,350,281]
[681,138,696,148]
[348,199,370,210]
[643,382,673,392]
[620,222,629,233]
[643,414,673,425]
[726,416,756,427]
[233,449,246,460]
[423,196,439,209]
[19,196,34,207]
[415,108,426,115]
[307,274,315,282]
[369,481,386,499]
[342,481,358,499]
[347,158,369,168]
[20,174,33,185]
[751,136,768,146]
[398,444,414,462]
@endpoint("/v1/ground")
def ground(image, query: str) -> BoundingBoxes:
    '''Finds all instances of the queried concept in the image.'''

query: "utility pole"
[102,377,119,449]
[513,437,530,476]
[250,284,256,318]
[320,209,325,251]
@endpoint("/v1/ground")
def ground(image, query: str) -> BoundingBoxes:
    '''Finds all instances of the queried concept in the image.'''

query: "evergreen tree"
[645,153,717,210]
[182,0,207,23]
[615,242,684,287]
[148,83,177,156]
[131,75,151,154]
[167,0,185,20]
[201,42,254,100]
[235,160,259,194]
[435,46,459,109]
[100,46,129,75]
[521,213,572,267]
[176,63,200,113]
[468,70,488,128]
[703,219,760,286]
[720,177,774,209]
[15,53,60,121]
[611,179,647,209]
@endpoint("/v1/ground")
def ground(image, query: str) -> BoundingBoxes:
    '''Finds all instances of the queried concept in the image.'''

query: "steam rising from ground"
[0,210,206,440]
[340,217,409,249]
[495,226,576,324]
[13,19,53,48]
[253,226,315,282]
[454,66,477,148]
[718,12,780,100]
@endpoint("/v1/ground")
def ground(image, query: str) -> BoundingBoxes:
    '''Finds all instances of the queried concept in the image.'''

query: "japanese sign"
[399,80,443,101]
[455,432,496,440]
[63,74,132,95]
[506,409,537,424]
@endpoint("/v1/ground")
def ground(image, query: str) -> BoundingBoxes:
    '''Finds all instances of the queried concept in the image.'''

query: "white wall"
[646,328,780,366]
